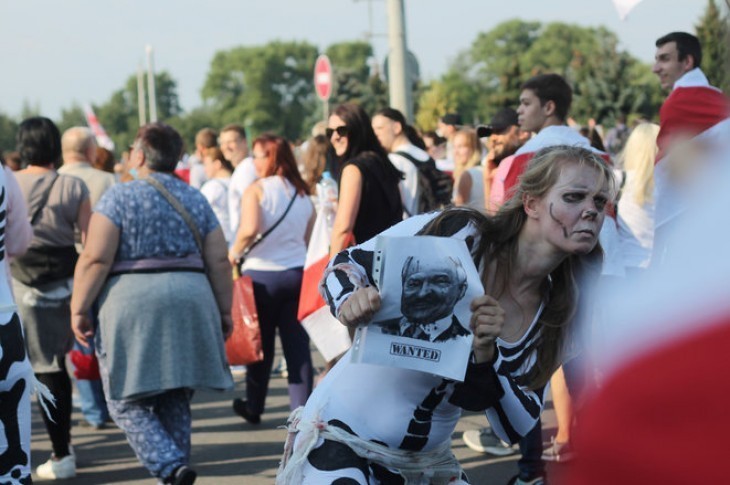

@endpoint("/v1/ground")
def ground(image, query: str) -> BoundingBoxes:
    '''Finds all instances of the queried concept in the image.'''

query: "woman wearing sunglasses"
[326,103,403,258]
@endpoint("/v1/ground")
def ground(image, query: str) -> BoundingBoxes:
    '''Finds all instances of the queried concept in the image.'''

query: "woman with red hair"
[229,134,316,424]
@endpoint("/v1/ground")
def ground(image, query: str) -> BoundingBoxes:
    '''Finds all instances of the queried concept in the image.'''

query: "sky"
[0,0,711,120]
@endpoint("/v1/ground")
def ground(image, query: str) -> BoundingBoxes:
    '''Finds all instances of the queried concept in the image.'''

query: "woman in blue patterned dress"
[70,123,233,485]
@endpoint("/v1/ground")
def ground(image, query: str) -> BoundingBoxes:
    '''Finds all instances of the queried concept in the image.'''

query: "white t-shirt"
[388,143,430,217]
[201,177,232,244]
[228,156,256,235]
[242,176,313,272]
[188,155,207,190]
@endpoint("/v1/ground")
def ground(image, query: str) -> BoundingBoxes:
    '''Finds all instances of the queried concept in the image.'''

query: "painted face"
[533,162,610,255]
[371,115,398,152]
[453,133,474,166]
[653,41,693,91]
[489,125,522,164]
[202,155,218,180]
[328,114,349,157]
[517,89,548,134]
[401,258,465,323]
[251,143,271,177]
[219,131,248,165]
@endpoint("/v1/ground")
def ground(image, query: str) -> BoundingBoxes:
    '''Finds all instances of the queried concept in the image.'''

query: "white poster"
[350,236,483,381]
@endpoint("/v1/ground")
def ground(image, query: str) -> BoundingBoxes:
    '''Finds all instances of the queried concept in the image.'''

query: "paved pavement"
[30,349,564,484]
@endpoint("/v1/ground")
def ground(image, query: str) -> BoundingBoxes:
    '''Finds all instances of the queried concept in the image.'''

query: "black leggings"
[35,361,72,458]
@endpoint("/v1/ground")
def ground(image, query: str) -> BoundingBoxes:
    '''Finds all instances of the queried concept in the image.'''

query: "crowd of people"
[0,29,727,485]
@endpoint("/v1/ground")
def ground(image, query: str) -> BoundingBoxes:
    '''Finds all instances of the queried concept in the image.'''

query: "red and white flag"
[83,104,115,152]
[298,210,351,362]
[566,135,730,483]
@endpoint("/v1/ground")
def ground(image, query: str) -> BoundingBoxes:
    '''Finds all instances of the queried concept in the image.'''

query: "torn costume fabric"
[277,212,550,484]
[0,167,34,484]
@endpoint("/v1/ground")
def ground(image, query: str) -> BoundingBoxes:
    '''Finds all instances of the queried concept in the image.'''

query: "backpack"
[394,151,453,214]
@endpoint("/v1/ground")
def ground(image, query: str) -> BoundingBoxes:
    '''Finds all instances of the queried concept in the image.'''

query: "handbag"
[225,275,264,365]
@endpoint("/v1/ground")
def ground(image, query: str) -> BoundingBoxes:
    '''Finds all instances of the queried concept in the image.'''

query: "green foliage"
[56,104,86,134]
[95,71,182,153]
[0,112,18,154]
[430,19,664,127]
[202,40,319,141]
[696,0,730,92]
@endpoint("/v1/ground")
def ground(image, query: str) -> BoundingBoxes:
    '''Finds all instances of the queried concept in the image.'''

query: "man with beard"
[475,108,530,213]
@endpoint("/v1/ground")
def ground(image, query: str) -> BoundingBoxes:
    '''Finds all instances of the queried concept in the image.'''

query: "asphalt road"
[30,349,564,484]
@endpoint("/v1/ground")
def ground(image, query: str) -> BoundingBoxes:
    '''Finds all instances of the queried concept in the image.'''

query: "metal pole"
[146,45,158,122]
[137,63,147,127]
[324,100,329,122]
[386,0,412,121]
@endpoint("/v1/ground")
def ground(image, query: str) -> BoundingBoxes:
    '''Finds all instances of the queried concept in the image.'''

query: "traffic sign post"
[314,54,333,121]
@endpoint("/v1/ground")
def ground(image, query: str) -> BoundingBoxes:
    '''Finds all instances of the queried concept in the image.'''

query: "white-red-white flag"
[83,104,115,152]
[611,0,644,20]
[298,209,351,361]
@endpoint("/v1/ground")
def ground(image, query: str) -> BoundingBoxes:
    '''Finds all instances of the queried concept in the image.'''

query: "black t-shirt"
[345,151,403,243]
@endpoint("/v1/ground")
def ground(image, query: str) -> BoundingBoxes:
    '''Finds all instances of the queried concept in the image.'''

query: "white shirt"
[200,177,232,244]
[388,143,430,217]
[228,156,256,235]
[187,154,207,189]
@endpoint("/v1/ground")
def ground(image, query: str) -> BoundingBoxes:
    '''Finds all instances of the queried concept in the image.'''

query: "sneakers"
[165,465,197,485]
[462,428,519,456]
[232,398,261,424]
[36,453,76,479]
[541,437,575,462]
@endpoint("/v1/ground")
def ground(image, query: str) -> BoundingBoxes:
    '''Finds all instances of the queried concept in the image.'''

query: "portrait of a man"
[375,255,470,342]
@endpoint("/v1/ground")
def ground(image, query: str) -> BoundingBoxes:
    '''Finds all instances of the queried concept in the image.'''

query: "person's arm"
[329,164,362,259]
[70,213,119,346]
[228,183,262,265]
[454,171,472,207]
[76,198,92,246]
[203,227,234,339]
[3,168,32,258]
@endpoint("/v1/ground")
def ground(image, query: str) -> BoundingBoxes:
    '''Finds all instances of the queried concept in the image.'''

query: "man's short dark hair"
[521,74,573,122]
[134,122,183,173]
[220,124,246,140]
[195,127,218,148]
[656,32,702,69]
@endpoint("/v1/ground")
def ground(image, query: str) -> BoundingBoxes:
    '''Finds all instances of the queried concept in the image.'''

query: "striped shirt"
[320,210,549,445]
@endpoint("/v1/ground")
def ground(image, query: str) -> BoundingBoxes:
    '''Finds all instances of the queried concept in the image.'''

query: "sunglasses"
[326,126,348,138]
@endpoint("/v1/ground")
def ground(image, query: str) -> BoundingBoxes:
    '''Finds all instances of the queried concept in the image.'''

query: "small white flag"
[83,104,115,151]
[612,0,644,20]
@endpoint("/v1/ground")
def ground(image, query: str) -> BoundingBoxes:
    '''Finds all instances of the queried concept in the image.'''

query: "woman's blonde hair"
[453,128,483,184]
[616,123,659,206]
[421,145,613,390]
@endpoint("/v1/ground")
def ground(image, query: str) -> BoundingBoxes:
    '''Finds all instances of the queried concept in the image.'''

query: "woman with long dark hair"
[327,103,402,257]
[278,145,613,484]
[229,134,316,425]
[12,117,91,480]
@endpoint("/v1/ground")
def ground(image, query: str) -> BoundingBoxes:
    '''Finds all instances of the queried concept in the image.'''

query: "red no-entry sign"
[314,55,333,101]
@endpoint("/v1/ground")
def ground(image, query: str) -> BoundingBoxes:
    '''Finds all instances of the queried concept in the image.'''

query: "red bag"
[225,275,264,366]
[69,349,101,380]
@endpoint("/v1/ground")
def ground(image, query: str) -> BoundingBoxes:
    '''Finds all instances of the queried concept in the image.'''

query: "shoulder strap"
[243,185,298,257]
[29,173,60,226]
[144,176,204,255]
[394,150,427,166]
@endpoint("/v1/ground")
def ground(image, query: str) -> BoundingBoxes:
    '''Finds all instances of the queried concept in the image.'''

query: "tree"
[56,104,86,134]
[696,0,730,92]
[428,19,663,127]
[0,112,18,154]
[415,80,459,131]
[202,40,319,141]
[94,71,182,153]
